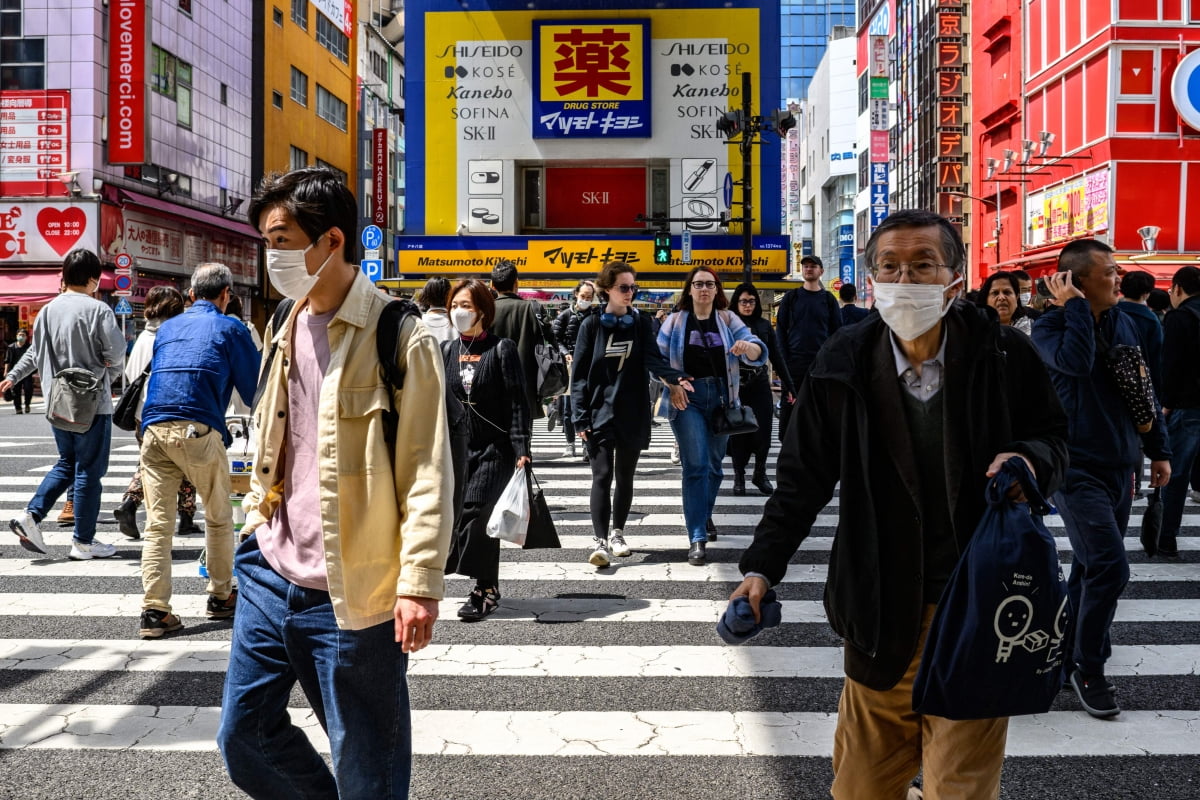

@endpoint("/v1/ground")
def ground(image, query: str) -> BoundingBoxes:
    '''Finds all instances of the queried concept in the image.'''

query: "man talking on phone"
[1031,239,1172,719]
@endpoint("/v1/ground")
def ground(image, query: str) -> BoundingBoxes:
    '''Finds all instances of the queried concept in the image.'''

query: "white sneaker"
[68,539,117,560]
[609,530,631,557]
[670,443,681,465]
[9,512,47,555]
[562,443,576,458]
[588,537,611,567]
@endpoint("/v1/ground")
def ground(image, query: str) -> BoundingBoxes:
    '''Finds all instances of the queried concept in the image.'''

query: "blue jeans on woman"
[27,414,111,544]
[218,537,412,800]
[670,376,730,543]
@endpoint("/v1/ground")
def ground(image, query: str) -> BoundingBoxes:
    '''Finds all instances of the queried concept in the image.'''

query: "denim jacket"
[656,309,766,419]
[141,300,259,445]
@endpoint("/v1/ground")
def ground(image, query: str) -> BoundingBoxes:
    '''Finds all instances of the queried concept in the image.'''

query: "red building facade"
[968,0,1200,282]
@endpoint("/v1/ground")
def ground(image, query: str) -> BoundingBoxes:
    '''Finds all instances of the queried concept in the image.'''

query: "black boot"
[177,510,202,535]
[112,499,140,539]
[752,465,774,496]
[687,541,706,566]
[706,517,717,542]
[733,470,746,496]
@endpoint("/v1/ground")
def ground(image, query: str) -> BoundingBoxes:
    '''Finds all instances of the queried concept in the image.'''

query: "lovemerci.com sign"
[107,0,149,165]
[532,19,651,139]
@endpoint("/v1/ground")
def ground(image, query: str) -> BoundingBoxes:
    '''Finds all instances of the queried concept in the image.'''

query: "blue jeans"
[670,377,729,543]
[27,414,111,544]
[218,537,411,800]
[1054,466,1134,676]
[1161,408,1200,548]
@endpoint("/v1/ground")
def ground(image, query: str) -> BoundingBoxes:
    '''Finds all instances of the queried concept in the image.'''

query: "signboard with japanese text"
[372,128,389,227]
[1026,168,1111,247]
[934,0,966,214]
[0,202,98,264]
[0,91,70,196]
[532,20,650,139]
[312,0,353,36]
[99,204,258,283]
[107,0,150,165]
[396,234,790,275]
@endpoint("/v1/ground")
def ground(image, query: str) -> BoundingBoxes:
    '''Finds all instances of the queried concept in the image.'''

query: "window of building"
[0,1,45,90]
[371,51,388,83]
[176,61,192,127]
[220,83,228,105]
[272,90,283,109]
[179,0,192,14]
[291,0,307,30]
[273,6,283,26]
[316,85,347,131]
[316,14,349,63]
[316,159,347,184]
[290,146,308,171]
[290,66,308,106]
[151,45,177,97]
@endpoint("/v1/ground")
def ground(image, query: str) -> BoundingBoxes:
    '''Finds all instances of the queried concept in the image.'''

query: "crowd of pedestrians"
[2,166,1197,799]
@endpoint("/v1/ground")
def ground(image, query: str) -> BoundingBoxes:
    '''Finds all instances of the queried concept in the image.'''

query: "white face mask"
[1024,292,1035,307]
[576,298,594,310]
[451,308,477,333]
[872,276,963,341]
[265,234,332,301]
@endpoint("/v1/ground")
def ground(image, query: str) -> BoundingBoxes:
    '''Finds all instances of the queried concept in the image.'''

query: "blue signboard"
[361,225,383,251]
[722,172,734,211]
[840,259,855,286]
[870,184,889,206]
[870,205,889,229]
[361,259,383,283]
[532,19,651,139]
[114,297,133,315]
[870,163,889,185]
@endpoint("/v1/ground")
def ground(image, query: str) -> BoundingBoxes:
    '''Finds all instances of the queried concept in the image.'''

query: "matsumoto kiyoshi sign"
[532,20,651,139]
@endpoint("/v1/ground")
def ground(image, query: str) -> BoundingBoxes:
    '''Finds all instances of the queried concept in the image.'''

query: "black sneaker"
[457,587,500,621]
[706,517,718,542]
[112,500,140,539]
[139,609,184,639]
[1069,669,1120,718]
[206,590,237,619]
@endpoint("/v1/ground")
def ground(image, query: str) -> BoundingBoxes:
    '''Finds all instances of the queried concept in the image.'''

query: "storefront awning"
[115,188,262,241]
[0,269,62,304]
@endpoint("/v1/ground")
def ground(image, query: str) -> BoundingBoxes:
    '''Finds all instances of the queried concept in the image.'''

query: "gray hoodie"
[421,308,456,344]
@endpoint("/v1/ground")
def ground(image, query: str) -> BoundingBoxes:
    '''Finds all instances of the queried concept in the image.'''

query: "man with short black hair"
[3,329,31,413]
[776,254,842,434]
[1,249,125,559]
[838,282,869,325]
[1158,265,1200,558]
[1010,269,1041,318]
[1118,269,1163,391]
[1032,239,1172,719]
[490,259,545,418]
[136,262,259,639]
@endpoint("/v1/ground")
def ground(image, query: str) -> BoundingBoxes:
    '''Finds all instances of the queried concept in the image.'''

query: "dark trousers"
[729,378,773,473]
[585,434,640,538]
[1054,465,1134,676]
[1162,408,1200,548]
[558,394,576,441]
[777,363,811,441]
[10,376,32,411]
[446,500,500,587]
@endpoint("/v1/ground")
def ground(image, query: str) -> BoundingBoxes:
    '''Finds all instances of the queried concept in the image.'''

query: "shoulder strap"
[251,299,295,409]
[376,298,420,391]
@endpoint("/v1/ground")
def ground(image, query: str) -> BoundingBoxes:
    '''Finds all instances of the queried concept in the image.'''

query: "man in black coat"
[489,260,546,419]
[731,210,1068,799]
[1159,266,1200,557]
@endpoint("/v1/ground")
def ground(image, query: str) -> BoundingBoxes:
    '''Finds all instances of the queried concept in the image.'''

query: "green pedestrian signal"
[654,231,671,264]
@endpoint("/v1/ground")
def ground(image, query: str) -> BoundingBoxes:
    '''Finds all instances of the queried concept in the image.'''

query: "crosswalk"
[0,416,1198,799]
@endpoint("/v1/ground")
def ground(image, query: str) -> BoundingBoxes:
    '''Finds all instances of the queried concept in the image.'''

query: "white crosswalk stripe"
[0,423,1198,798]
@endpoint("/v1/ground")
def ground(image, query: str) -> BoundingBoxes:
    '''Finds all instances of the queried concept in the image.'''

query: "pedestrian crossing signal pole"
[653,229,672,265]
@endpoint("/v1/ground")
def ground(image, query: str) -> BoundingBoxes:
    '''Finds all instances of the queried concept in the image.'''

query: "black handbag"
[1098,331,1157,434]
[703,311,759,437]
[113,364,151,432]
[1140,488,1164,556]
[523,469,561,550]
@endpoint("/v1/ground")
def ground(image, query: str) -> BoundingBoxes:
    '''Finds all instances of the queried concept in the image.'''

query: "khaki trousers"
[140,420,234,612]
[831,606,1009,800]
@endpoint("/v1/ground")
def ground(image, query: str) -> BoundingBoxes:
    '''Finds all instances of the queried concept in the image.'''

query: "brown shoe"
[206,590,237,619]
[57,500,75,526]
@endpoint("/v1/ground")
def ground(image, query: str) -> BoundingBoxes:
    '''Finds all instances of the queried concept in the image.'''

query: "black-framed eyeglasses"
[614,284,639,294]
[691,280,718,289]
[870,261,950,281]
[737,298,756,305]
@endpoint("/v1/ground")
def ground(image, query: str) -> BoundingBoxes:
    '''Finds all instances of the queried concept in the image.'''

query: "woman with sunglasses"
[658,268,766,566]
[729,283,796,496]
[571,262,689,567]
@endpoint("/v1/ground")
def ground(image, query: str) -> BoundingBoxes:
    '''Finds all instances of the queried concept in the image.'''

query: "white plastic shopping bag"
[486,466,530,546]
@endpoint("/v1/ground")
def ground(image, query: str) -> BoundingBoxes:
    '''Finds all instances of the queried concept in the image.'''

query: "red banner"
[544,167,646,229]
[107,0,148,164]
[0,90,71,196]
[373,128,388,228]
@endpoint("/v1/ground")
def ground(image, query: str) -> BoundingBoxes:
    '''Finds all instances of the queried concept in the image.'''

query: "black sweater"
[735,314,796,397]
[1161,295,1200,410]
[441,334,531,505]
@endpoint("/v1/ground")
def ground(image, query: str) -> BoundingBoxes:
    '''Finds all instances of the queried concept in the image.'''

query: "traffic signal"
[653,230,671,264]
[715,110,744,138]
[769,108,797,137]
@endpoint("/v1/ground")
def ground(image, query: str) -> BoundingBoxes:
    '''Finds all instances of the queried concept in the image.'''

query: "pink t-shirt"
[258,305,337,590]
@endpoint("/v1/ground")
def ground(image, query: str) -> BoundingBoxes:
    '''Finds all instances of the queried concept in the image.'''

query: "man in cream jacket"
[217,168,453,800]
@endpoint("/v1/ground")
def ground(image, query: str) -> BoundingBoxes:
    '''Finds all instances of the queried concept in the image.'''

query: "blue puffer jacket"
[1031,298,1170,471]
[141,300,260,445]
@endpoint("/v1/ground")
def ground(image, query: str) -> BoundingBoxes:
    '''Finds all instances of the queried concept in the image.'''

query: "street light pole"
[739,72,754,285]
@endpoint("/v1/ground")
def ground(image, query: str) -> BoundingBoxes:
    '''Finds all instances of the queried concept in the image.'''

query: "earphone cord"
[459,337,509,435]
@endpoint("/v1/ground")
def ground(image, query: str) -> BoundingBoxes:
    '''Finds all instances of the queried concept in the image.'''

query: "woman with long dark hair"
[442,279,531,620]
[658,267,765,566]
[571,263,687,567]
[978,271,1034,334]
[729,283,795,495]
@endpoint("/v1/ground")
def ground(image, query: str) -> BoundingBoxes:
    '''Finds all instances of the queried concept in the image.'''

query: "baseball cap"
[800,255,824,268]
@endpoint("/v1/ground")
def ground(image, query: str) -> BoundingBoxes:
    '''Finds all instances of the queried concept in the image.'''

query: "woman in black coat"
[442,278,532,621]
[550,280,597,458]
[729,283,796,495]
[571,262,686,567]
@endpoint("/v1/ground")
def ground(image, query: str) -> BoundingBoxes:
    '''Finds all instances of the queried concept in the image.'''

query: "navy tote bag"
[912,457,1071,720]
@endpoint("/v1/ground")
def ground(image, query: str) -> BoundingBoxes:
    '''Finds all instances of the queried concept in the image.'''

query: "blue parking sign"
[361,259,383,283]
[361,225,383,251]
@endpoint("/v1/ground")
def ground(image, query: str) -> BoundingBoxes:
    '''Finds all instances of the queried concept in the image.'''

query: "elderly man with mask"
[730,209,1069,799]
